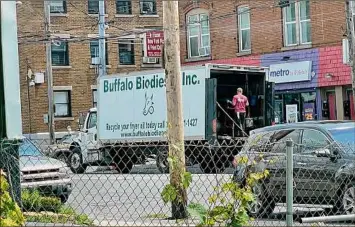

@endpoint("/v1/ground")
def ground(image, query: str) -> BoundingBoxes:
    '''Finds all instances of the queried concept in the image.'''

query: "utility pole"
[98,0,106,77]
[163,1,187,219]
[346,0,355,114]
[44,0,55,145]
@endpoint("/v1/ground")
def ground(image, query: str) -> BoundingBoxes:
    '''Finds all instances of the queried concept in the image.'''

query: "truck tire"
[200,155,225,174]
[69,147,87,174]
[156,150,169,173]
[114,161,133,174]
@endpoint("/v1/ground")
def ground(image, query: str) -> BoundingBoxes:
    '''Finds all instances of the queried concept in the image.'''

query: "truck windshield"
[87,112,97,129]
[328,127,355,153]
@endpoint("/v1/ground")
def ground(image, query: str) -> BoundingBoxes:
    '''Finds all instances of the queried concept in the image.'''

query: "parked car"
[19,139,72,203]
[233,120,355,218]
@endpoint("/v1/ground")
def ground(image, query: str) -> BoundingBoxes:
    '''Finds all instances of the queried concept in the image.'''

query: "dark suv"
[233,121,355,218]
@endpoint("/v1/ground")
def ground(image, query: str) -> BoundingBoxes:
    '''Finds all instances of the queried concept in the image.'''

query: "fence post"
[286,138,293,227]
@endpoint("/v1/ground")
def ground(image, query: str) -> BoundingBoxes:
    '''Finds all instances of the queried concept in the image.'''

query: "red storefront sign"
[146,31,164,57]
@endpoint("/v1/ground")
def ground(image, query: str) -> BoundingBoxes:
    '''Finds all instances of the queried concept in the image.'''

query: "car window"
[19,140,43,156]
[242,131,275,153]
[270,129,301,153]
[87,112,97,129]
[302,129,330,152]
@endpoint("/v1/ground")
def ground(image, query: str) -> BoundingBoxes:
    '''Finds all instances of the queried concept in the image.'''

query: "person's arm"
[232,96,237,107]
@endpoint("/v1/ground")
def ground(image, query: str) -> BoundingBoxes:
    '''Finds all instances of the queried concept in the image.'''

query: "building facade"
[17,0,352,134]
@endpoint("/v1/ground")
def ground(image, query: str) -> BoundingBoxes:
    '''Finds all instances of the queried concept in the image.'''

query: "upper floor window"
[119,40,135,65]
[50,0,67,14]
[54,91,71,117]
[90,40,109,65]
[140,0,157,15]
[186,9,210,58]
[88,0,106,14]
[116,0,132,14]
[237,6,251,52]
[283,0,311,46]
[51,41,69,66]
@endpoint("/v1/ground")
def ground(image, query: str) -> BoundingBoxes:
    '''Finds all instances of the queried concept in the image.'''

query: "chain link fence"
[1,132,354,227]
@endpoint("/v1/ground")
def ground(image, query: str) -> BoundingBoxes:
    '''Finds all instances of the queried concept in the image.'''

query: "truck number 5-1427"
[184,118,198,127]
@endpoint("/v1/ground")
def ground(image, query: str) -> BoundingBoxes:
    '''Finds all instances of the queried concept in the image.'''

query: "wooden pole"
[163,0,187,219]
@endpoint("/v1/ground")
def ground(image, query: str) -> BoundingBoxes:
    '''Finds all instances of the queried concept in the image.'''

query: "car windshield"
[19,140,43,156]
[328,127,355,153]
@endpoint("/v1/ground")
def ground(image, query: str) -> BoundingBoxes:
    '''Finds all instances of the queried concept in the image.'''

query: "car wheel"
[156,150,169,173]
[60,195,68,204]
[69,148,87,174]
[334,184,355,215]
[247,182,275,218]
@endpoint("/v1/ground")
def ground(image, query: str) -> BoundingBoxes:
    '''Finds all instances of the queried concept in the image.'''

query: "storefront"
[318,46,355,120]
[261,49,320,124]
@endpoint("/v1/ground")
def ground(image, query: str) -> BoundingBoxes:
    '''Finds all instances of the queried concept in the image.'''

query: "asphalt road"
[63,162,352,226]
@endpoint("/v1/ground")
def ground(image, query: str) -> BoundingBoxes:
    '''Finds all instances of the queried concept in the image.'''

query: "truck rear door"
[205,78,217,140]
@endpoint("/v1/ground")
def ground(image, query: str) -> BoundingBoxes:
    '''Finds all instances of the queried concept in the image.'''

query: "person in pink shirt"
[231,88,249,136]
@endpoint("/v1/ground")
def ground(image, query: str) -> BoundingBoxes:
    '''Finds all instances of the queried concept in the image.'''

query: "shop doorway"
[326,92,336,120]
[274,91,317,123]
[347,90,355,120]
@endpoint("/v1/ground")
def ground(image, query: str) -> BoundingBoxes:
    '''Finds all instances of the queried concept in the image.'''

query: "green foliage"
[22,190,61,212]
[161,171,192,204]
[187,156,270,227]
[21,189,93,226]
[0,174,26,227]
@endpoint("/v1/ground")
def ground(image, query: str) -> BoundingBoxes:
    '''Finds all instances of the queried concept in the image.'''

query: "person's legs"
[240,112,246,131]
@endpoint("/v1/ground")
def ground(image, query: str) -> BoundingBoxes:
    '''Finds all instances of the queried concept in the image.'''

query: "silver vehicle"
[19,139,72,203]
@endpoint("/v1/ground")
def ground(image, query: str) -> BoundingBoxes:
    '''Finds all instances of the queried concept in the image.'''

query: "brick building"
[17,0,352,134]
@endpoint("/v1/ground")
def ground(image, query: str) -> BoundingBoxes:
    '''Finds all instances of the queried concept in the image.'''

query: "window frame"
[139,0,157,15]
[49,0,67,14]
[116,0,132,14]
[53,90,72,118]
[186,9,211,59]
[282,0,311,47]
[92,89,97,107]
[89,39,109,65]
[51,41,69,66]
[118,40,135,65]
[237,5,251,52]
[88,0,106,14]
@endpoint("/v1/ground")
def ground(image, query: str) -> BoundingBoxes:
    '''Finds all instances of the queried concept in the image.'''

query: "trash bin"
[0,139,22,208]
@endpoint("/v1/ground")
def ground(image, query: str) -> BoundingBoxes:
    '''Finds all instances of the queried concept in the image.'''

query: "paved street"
[63,162,352,226]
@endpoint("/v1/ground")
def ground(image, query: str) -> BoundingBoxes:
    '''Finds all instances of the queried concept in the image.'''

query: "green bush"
[0,172,26,227]
[21,190,61,213]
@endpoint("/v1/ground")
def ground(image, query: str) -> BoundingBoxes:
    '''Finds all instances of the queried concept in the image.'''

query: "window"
[238,6,251,52]
[50,0,67,14]
[92,89,97,107]
[87,112,97,129]
[140,0,156,15]
[88,0,106,14]
[51,41,69,66]
[271,129,302,153]
[119,41,135,65]
[90,40,109,65]
[116,0,131,14]
[302,129,330,152]
[54,91,71,117]
[187,11,210,58]
[283,0,311,46]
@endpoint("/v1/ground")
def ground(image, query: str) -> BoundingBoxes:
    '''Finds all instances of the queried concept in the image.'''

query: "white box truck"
[50,64,275,174]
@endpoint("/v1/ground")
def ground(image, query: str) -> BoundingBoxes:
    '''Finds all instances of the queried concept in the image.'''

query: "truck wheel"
[156,150,169,173]
[200,155,225,174]
[114,161,133,174]
[69,148,87,174]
